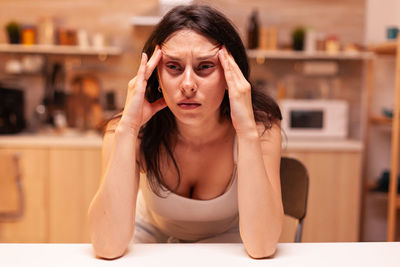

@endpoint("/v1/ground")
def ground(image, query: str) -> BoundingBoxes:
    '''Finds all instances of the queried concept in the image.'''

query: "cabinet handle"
[0,153,25,221]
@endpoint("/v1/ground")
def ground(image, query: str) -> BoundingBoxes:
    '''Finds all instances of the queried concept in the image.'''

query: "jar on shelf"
[325,35,340,53]
[22,25,36,45]
[37,17,55,45]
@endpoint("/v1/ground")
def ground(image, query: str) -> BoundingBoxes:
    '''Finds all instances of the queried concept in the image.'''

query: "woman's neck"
[175,116,234,147]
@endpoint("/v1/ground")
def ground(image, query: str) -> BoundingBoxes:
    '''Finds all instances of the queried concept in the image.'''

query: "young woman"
[88,4,283,260]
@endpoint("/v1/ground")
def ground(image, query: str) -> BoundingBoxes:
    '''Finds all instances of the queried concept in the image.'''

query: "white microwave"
[280,99,349,139]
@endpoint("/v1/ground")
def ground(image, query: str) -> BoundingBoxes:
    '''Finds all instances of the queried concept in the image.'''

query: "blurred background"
[0,0,400,243]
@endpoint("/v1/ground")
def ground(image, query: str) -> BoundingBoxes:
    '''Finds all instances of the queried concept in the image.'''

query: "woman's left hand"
[218,46,257,136]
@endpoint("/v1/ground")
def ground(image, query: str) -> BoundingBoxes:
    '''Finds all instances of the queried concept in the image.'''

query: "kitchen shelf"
[369,116,392,125]
[366,190,400,208]
[368,192,400,208]
[365,180,400,215]
[369,41,397,55]
[0,44,122,56]
[365,37,400,242]
[247,49,373,60]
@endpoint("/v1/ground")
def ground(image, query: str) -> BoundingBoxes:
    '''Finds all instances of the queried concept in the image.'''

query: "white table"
[0,242,399,267]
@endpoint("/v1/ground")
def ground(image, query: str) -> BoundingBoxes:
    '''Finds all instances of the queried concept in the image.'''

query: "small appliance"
[280,99,348,139]
[0,87,26,134]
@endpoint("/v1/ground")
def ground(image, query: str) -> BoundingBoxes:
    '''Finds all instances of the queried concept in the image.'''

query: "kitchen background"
[0,0,399,243]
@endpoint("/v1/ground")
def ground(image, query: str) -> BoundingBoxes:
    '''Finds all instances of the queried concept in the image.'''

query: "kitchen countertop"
[0,131,103,148]
[0,242,399,267]
[283,138,363,152]
[0,132,363,151]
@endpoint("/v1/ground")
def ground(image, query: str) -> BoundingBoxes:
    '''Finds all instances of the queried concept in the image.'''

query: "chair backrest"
[280,157,309,242]
[0,152,24,221]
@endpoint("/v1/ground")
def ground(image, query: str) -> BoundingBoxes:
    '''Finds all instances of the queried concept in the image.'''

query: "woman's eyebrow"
[196,52,218,60]
[161,51,218,61]
[162,52,182,61]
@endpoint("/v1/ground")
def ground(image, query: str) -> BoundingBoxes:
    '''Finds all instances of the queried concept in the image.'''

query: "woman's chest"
[161,141,236,200]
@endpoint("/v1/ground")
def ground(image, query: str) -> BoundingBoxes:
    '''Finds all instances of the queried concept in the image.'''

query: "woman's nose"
[180,67,197,96]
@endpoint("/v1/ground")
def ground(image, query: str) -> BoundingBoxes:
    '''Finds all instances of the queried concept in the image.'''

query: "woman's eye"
[197,63,214,72]
[166,64,182,72]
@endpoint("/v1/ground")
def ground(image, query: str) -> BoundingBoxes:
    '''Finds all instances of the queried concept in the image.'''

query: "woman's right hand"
[120,46,167,134]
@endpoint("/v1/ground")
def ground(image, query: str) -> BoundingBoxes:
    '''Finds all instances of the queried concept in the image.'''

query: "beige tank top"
[136,136,238,241]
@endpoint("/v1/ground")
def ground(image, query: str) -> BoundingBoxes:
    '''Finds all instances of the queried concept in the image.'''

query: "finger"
[128,77,137,90]
[218,47,235,89]
[221,47,250,91]
[218,46,230,71]
[137,52,148,89]
[145,46,162,80]
[223,47,246,83]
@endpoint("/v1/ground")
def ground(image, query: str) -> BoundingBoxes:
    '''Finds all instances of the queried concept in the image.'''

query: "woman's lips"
[178,103,201,110]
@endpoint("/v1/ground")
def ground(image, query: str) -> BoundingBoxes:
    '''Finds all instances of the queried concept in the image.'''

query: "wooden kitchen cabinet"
[48,148,101,243]
[1,136,362,243]
[0,148,48,242]
[0,136,102,243]
[283,145,362,242]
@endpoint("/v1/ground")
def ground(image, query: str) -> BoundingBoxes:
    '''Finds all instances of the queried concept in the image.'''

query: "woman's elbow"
[242,225,282,259]
[246,243,277,259]
[92,241,127,260]
[88,217,132,259]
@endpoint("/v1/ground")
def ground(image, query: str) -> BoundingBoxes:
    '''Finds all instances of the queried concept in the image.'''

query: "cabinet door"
[282,151,361,242]
[48,148,101,243]
[0,148,48,242]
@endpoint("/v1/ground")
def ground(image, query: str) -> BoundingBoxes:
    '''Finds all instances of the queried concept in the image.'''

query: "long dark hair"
[109,5,281,196]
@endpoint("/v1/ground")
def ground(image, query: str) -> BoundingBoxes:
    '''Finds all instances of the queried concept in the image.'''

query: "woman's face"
[157,30,227,126]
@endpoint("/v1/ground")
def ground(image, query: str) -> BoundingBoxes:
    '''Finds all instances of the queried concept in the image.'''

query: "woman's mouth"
[178,102,201,110]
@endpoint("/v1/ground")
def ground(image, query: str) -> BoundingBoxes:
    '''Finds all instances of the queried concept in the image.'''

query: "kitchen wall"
[0,0,159,128]
[202,0,365,45]
[365,0,400,44]
[0,0,366,131]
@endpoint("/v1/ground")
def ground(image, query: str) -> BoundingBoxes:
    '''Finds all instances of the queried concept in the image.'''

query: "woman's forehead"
[161,30,220,57]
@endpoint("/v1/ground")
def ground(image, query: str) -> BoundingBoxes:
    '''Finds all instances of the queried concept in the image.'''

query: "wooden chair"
[280,157,309,242]
[0,152,24,221]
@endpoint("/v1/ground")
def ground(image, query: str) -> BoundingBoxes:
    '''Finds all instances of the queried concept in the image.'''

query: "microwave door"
[290,110,324,129]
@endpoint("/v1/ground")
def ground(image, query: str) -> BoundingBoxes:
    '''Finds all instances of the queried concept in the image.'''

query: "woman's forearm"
[88,123,140,259]
[237,128,284,259]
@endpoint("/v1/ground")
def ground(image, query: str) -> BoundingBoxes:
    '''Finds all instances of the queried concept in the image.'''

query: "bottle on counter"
[247,9,260,49]
[41,62,66,127]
